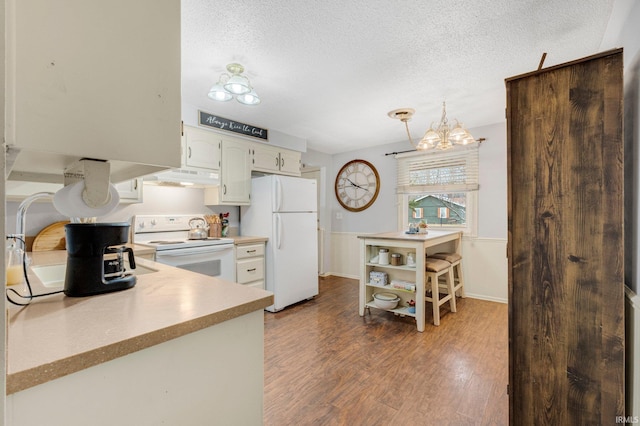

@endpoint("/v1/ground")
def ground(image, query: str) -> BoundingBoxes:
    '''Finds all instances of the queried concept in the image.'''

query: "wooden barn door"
[506,49,624,424]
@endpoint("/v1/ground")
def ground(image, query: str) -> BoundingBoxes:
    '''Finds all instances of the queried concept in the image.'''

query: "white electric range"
[132,214,235,282]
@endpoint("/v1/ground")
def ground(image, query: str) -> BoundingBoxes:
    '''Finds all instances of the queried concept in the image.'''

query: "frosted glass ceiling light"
[208,63,261,105]
[237,88,261,105]
[388,102,483,151]
[207,81,233,102]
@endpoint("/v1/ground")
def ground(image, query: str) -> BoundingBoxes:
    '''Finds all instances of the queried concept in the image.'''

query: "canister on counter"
[390,253,403,266]
[378,248,389,265]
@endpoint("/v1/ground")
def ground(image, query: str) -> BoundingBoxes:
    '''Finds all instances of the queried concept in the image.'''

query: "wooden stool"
[430,252,465,298]
[425,258,456,326]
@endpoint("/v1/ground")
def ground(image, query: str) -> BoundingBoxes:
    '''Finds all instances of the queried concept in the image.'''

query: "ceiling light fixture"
[208,63,261,106]
[388,102,480,150]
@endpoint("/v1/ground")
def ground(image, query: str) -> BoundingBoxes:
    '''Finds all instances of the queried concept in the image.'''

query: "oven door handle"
[155,245,233,257]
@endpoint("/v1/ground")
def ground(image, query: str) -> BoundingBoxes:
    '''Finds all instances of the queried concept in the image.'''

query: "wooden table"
[358,230,462,331]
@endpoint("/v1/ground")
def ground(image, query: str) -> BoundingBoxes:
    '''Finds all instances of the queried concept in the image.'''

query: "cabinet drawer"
[236,244,265,259]
[236,258,264,284]
[244,280,264,290]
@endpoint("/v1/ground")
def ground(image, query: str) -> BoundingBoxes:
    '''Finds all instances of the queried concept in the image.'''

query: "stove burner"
[148,240,186,245]
[187,237,221,241]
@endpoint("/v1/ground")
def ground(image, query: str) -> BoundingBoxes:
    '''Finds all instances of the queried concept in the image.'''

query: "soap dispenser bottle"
[6,238,25,287]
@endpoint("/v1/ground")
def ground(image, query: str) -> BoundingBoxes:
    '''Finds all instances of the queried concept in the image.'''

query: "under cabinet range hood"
[143,167,220,186]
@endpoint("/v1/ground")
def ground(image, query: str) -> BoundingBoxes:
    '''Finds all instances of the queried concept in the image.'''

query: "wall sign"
[198,110,268,141]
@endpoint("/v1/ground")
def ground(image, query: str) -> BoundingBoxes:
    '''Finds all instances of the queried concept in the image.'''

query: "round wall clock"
[335,159,380,212]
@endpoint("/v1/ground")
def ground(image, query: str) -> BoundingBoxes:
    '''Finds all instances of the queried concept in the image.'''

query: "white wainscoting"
[328,232,508,303]
[626,286,640,417]
[460,237,508,303]
[329,232,361,279]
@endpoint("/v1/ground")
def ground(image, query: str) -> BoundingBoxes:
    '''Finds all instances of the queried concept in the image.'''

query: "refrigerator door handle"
[274,176,282,212]
[275,213,282,249]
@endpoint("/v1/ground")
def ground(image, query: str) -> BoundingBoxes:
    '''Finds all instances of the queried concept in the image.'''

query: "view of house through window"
[408,193,467,227]
[397,146,479,234]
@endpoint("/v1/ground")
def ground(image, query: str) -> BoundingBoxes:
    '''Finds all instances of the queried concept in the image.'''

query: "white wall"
[319,121,507,238]
[616,0,640,295]
[181,101,308,152]
[304,122,509,302]
[1,0,7,421]
[5,186,241,238]
[610,0,640,417]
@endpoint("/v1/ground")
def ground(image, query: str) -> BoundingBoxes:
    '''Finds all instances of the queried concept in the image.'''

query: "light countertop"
[6,250,273,395]
[357,230,462,241]
[230,236,268,245]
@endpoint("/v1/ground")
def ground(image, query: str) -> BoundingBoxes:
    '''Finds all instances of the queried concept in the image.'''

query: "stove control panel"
[133,214,206,234]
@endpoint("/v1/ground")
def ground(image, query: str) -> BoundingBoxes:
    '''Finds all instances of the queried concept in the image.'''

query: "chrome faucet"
[10,192,55,251]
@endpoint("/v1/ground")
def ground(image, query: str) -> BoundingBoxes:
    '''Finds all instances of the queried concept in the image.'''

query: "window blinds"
[396,146,479,194]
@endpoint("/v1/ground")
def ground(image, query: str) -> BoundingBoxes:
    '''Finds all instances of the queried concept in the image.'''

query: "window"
[396,146,479,235]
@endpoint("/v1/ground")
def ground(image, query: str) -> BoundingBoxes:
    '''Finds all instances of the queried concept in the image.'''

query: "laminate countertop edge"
[6,251,274,395]
[6,295,272,395]
[230,236,269,245]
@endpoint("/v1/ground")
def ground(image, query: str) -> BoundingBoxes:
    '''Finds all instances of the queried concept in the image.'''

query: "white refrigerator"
[241,175,318,312]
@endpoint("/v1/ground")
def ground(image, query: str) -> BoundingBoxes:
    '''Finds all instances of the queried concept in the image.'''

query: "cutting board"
[32,221,69,251]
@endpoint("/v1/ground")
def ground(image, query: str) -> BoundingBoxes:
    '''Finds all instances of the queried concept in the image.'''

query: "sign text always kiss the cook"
[198,110,268,141]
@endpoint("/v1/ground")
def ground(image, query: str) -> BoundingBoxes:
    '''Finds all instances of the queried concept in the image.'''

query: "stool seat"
[430,252,462,263]
[428,252,465,299]
[426,258,451,272]
[424,260,456,326]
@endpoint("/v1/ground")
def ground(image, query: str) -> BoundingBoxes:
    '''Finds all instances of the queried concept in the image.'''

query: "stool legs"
[425,266,456,326]
[453,261,465,298]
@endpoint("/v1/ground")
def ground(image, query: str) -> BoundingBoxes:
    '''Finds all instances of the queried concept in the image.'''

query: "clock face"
[335,159,380,212]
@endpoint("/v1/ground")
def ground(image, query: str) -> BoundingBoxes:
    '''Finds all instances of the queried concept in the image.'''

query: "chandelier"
[208,63,261,106]
[388,102,478,150]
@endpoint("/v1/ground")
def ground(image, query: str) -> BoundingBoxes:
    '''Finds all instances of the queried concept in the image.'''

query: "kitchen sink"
[30,262,158,288]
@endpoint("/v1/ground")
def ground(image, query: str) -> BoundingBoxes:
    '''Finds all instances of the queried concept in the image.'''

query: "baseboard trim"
[464,293,508,304]
[324,273,359,280]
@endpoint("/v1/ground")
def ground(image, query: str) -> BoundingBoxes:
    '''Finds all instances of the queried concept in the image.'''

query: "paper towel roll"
[53,181,120,218]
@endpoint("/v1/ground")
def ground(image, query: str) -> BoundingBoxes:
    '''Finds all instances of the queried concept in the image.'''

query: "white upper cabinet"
[183,126,221,171]
[220,138,252,205]
[251,143,301,176]
[5,0,182,184]
[204,136,252,206]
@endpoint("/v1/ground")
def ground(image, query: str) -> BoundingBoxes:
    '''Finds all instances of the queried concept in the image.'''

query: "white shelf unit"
[361,241,425,329]
[358,231,462,332]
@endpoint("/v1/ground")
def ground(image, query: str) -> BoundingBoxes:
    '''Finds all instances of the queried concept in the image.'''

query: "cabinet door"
[277,150,301,176]
[220,138,251,205]
[506,50,623,423]
[251,144,280,173]
[113,179,143,203]
[6,0,181,175]
[183,126,221,170]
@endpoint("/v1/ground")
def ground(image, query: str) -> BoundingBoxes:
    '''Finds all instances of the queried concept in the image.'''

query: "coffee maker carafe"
[64,222,137,297]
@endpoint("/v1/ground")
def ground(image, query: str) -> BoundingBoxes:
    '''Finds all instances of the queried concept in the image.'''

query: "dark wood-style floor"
[263,276,509,425]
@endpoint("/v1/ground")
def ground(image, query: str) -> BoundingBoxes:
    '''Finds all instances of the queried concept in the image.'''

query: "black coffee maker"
[64,222,137,297]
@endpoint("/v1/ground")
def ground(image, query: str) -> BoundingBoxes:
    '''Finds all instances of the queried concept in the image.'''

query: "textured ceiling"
[182,0,618,154]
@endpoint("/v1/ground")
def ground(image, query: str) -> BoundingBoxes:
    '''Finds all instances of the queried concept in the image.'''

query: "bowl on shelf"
[373,292,400,309]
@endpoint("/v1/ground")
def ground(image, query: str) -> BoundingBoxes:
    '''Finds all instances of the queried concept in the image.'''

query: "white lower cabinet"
[235,242,265,289]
